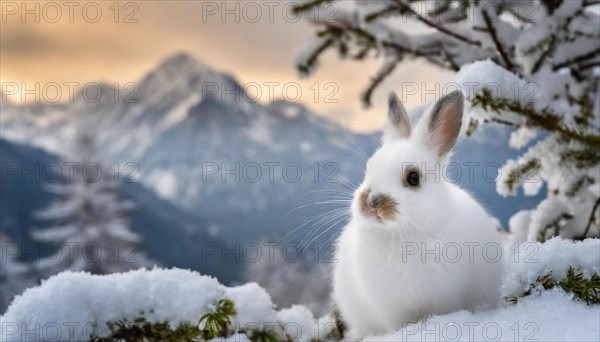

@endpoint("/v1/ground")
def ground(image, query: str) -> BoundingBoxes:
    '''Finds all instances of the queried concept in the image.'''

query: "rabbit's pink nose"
[364,207,381,219]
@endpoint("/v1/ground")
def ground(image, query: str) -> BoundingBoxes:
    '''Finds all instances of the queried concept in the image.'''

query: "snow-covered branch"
[296,0,600,242]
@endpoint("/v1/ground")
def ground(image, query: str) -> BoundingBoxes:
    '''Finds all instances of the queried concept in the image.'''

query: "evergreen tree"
[0,232,35,313]
[295,0,600,241]
[32,132,153,276]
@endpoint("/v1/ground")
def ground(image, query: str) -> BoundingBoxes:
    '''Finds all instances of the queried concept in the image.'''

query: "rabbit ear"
[416,90,464,157]
[382,92,412,143]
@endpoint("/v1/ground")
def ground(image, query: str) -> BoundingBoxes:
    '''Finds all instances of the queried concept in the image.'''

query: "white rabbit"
[333,90,504,338]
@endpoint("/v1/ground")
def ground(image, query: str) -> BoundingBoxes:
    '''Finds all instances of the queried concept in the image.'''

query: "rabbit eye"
[406,171,420,186]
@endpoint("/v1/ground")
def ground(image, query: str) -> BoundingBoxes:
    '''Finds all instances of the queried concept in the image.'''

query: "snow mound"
[0,268,223,341]
[2,239,598,341]
[502,238,600,298]
[224,282,278,330]
[0,268,332,342]
[368,289,599,342]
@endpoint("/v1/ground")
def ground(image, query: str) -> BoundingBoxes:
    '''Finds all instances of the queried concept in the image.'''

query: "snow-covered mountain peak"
[134,53,244,111]
[266,99,342,133]
[153,52,214,80]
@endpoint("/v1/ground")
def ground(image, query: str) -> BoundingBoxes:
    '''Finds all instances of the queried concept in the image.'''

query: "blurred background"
[0,0,558,314]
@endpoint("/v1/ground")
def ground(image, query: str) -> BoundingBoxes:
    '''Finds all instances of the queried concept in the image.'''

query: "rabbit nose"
[367,193,384,208]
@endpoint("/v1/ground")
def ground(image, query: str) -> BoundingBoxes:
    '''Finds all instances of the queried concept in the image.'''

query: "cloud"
[1,0,447,132]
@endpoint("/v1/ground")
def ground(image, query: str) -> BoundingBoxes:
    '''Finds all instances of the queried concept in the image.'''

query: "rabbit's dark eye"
[406,171,420,186]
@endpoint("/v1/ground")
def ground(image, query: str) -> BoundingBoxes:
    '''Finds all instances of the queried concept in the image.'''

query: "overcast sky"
[1,0,452,132]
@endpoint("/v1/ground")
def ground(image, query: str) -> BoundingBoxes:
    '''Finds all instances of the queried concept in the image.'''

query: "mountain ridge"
[1,53,543,284]
[1,52,378,251]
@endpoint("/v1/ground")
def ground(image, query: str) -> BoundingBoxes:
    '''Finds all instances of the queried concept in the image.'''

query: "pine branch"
[503,158,541,193]
[579,197,600,239]
[365,4,398,22]
[471,89,600,150]
[439,42,461,71]
[539,213,574,242]
[506,267,600,305]
[291,0,333,14]
[531,35,557,74]
[487,117,519,127]
[327,24,454,104]
[561,148,600,169]
[300,18,462,100]
[361,56,399,107]
[297,37,335,75]
[577,61,600,71]
[540,0,564,15]
[481,7,517,73]
[198,299,237,340]
[565,176,595,197]
[392,0,481,47]
[532,6,588,73]
[553,47,600,71]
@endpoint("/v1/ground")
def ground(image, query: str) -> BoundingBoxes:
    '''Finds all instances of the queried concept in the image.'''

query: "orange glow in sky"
[1,0,451,132]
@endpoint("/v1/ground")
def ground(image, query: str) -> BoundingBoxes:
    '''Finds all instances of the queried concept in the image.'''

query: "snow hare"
[334,90,504,338]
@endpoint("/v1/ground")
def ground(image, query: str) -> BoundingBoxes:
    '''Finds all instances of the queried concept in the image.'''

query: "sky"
[0,0,452,132]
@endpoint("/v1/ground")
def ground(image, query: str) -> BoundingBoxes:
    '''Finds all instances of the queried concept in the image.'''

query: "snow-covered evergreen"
[31,132,153,276]
[295,0,600,242]
[0,233,36,313]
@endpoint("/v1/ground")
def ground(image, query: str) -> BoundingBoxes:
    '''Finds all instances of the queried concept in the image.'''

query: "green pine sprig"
[506,266,600,305]
[198,298,237,340]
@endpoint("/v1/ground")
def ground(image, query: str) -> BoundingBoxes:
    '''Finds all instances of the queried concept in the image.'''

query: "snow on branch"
[296,0,600,242]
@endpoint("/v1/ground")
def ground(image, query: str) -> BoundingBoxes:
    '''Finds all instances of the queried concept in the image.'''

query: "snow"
[211,333,251,342]
[0,268,329,341]
[497,132,599,241]
[507,210,532,243]
[368,288,599,342]
[224,283,278,331]
[516,0,584,73]
[508,126,537,150]
[282,105,301,119]
[161,93,202,130]
[526,197,571,240]
[145,168,180,201]
[277,306,314,342]
[0,268,224,341]
[456,60,538,127]
[456,60,541,116]
[502,238,600,298]
[2,238,598,341]
[297,0,598,246]
[453,48,599,243]
[244,113,276,147]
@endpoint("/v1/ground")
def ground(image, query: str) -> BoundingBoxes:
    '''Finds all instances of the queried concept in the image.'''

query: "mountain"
[1,53,543,282]
[1,54,383,287]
